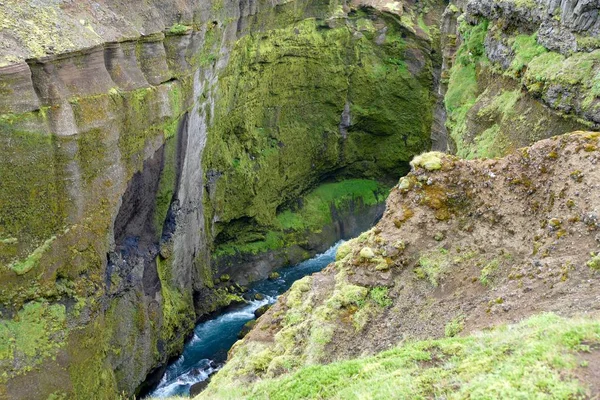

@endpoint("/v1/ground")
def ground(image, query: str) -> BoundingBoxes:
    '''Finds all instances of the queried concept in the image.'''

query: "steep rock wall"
[0,0,443,398]
[443,0,600,158]
[205,7,440,281]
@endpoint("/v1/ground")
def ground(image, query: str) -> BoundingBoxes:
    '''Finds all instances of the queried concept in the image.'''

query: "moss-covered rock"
[443,3,596,159]
[0,0,442,398]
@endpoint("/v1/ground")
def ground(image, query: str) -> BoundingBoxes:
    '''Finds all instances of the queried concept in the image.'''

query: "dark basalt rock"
[254,304,271,318]
[190,378,211,397]
[238,320,257,339]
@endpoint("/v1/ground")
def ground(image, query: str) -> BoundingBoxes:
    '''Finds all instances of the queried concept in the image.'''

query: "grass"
[277,179,388,232]
[196,313,599,399]
[214,180,388,257]
[445,315,465,337]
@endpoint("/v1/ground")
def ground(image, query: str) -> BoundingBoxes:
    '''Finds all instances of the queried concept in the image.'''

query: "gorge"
[1,0,600,399]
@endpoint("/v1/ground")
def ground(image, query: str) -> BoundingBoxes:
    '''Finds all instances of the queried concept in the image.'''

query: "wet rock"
[238,320,257,339]
[190,378,211,397]
[254,304,271,318]
[268,272,281,281]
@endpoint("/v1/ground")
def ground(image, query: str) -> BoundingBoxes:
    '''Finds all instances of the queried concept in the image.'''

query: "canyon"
[1,0,599,398]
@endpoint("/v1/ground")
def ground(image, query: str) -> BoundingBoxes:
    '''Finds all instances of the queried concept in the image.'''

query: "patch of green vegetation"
[369,287,392,308]
[509,33,547,73]
[156,257,195,354]
[199,313,599,399]
[410,152,444,171]
[214,231,285,257]
[445,20,489,157]
[586,253,600,270]
[213,180,388,258]
[205,14,433,262]
[480,259,500,286]
[0,301,66,365]
[168,23,191,35]
[415,247,451,287]
[0,116,67,267]
[444,315,465,337]
[277,180,388,232]
[8,236,56,275]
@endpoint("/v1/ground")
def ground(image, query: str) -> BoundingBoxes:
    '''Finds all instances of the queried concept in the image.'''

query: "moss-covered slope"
[198,313,600,399]
[204,8,439,278]
[442,0,600,158]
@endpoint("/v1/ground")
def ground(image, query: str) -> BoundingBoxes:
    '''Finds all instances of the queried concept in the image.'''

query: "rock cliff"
[0,0,444,398]
[443,0,600,158]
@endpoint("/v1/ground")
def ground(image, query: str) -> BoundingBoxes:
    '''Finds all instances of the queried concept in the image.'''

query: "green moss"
[214,179,388,258]
[156,257,195,353]
[168,23,191,35]
[415,248,451,287]
[335,242,353,261]
[509,33,547,73]
[445,21,489,157]
[200,313,598,399]
[480,259,500,286]
[444,315,465,337]
[0,117,67,266]
[410,152,444,171]
[325,284,368,310]
[205,14,433,259]
[7,236,56,275]
[277,180,388,232]
[0,301,66,367]
[586,254,600,271]
[369,287,392,308]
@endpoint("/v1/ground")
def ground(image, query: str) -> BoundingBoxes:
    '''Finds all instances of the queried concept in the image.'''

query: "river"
[147,242,342,398]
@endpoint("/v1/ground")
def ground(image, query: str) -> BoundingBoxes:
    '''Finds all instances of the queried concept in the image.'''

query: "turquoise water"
[148,242,342,398]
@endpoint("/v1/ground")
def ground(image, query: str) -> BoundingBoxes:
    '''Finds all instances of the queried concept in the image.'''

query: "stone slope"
[201,131,600,394]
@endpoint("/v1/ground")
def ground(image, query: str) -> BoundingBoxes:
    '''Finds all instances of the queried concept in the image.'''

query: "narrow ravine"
[147,242,343,398]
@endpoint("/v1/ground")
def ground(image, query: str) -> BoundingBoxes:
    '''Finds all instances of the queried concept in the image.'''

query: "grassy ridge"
[196,313,599,399]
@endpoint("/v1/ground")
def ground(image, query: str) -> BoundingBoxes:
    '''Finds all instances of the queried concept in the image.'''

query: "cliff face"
[0,0,443,398]
[442,0,600,158]
[200,131,600,398]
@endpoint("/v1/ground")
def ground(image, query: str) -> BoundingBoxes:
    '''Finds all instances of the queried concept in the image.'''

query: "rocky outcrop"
[467,0,600,52]
[200,131,600,396]
[0,0,445,398]
[443,0,600,158]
